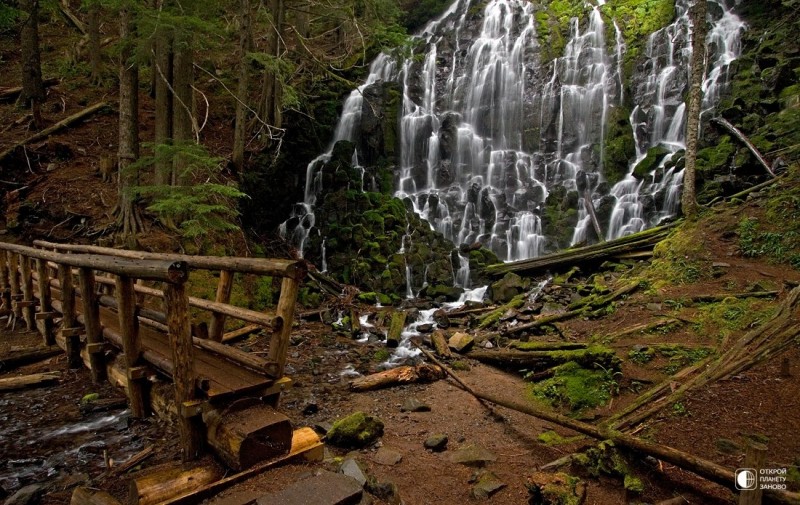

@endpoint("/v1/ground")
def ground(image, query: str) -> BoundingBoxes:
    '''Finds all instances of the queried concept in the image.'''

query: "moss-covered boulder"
[327,411,385,448]
[526,472,587,505]
[632,144,671,179]
[489,272,528,304]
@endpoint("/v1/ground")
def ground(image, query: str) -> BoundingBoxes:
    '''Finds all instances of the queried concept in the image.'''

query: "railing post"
[7,252,22,320]
[269,276,300,378]
[34,259,55,345]
[164,281,202,461]
[19,256,36,330]
[0,251,10,314]
[208,270,233,341]
[57,264,83,369]
[79,267,106,383]
[116,275,146,418]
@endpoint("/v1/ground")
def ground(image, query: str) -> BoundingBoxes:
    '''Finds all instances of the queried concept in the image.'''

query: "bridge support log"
[127,459,223,505]
[116,275,146,417]
[58,264,83,369]
[164,282,203,462]
[79,267,106,383]
[208,269,233,341]
[204,402,292,471]
[35,259,55,345]
[19,256,36,329]
[8,252,21,320]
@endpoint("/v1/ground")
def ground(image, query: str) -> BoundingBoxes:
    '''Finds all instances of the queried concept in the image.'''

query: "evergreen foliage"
[131,143,246,240]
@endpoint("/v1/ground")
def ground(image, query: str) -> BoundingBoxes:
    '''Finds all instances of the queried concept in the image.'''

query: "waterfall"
[281,0,745,285]
[606,0,745,239]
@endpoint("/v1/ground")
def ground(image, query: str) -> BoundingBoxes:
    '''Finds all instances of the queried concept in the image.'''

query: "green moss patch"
[327,411,385,448]
[530,361,620,412]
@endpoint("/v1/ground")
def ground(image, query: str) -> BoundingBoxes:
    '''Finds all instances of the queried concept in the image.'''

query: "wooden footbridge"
[0,239,306,468]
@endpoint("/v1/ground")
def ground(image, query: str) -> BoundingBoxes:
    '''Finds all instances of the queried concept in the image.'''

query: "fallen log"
[584,190,605,242]
[0,345,61,371]
[414,344,800,505]
[111,446,154,475]
[221,324,261,343]
[686,290,779,303]
[466,346,616,370]
[0,78,59,102]
[307,270,344,297]
[0,102,110,162]
[159,427,323,505]
[486,224,675,277]
[508,341,588,351]
[203,402,293,471]
[711,117,776,177]
[349,363,444,392]
[0,372,60,391]
[506,282,640,335]
[127,459,224,505]
[71,487,122,505]
[59,0,87,34]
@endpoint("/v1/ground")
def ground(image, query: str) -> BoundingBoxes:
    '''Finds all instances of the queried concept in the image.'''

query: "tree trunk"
[19,0,45,129]
[154,21,173,186]
[261,0,284,129]
[88,0,102,84]
[232,0,252,171]
[117,6,142,242]
[172,31,194,185]
[682,0,707,219]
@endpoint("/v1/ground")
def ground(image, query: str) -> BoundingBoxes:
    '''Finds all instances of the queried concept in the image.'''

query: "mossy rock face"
[327,411,385,448]
[542,185,580,250]
[489,272,528,304]
[632,144,671,179]
[601,106,636,185]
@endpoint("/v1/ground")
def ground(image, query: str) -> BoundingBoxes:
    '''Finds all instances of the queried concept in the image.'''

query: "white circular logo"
[736,469,757,490]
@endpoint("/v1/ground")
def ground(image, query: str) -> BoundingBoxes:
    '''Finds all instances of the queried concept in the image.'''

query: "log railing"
[0,240,305,461]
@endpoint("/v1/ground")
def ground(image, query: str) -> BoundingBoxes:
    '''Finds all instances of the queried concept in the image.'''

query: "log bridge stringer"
[0,239,306,465]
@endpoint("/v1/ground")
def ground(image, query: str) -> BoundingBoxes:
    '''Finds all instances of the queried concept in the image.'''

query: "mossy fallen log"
[486,224,675,277]
[466,346,617,371]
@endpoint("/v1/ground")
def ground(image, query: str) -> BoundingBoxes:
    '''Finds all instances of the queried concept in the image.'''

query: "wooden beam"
[0,251,9,312]
[79,267,106,383]
[0,346,61,371]
[127,460,223,505]
[116,275,146,418]
[269,276,299,378]
[35,259,55,345]
[208,270,234,341]
[164,282,202,461]
[57,264,82,369]
[0,372,60,391]
[33,240,305,280]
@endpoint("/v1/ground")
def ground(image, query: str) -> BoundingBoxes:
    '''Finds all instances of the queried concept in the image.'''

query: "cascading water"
[606,0,745,239]
[282,0,745,289]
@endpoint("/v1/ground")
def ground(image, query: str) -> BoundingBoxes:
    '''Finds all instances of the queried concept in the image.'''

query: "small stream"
[0,395,141,496]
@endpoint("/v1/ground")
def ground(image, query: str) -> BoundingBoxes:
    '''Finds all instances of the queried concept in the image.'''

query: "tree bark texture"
[232,0,252,171]
[20,0,45,127]
[682,0,707,219]
[118,6,141,239]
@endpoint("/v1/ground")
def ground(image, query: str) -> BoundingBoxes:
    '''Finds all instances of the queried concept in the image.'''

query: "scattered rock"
[645,303,662,311]
[255,470,363,505]
[327,412,384,448]
[526,472,586,505]
[400,398,431,412]
[433,309,450,328]
[372,447,403,466]
[448,332,475,353]
[450,444,497,467]
[472,470,506,499]
[424,434,449,452]
[340,457,368,487]
[366,479,402,505]
[3,484,46,505]
[712,262,731,268]
[416,323,434,333]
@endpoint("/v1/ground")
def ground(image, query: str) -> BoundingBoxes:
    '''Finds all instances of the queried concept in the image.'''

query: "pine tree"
[682,0,707,219]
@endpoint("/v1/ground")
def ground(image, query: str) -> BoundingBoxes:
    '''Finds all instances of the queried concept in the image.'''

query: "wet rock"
[489,272,526,304]
[433,309,450,329]
[646,303,662,311]
[340,457,368,487]
[372,447,403,466]
[400,398,431,412]
[416,323,434,333]
[472,470,506,499]
[424,434,449,452]
[448,332,475,353]
[3,484,46,505]
[450,444,497,467]
[326,412,384,448]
